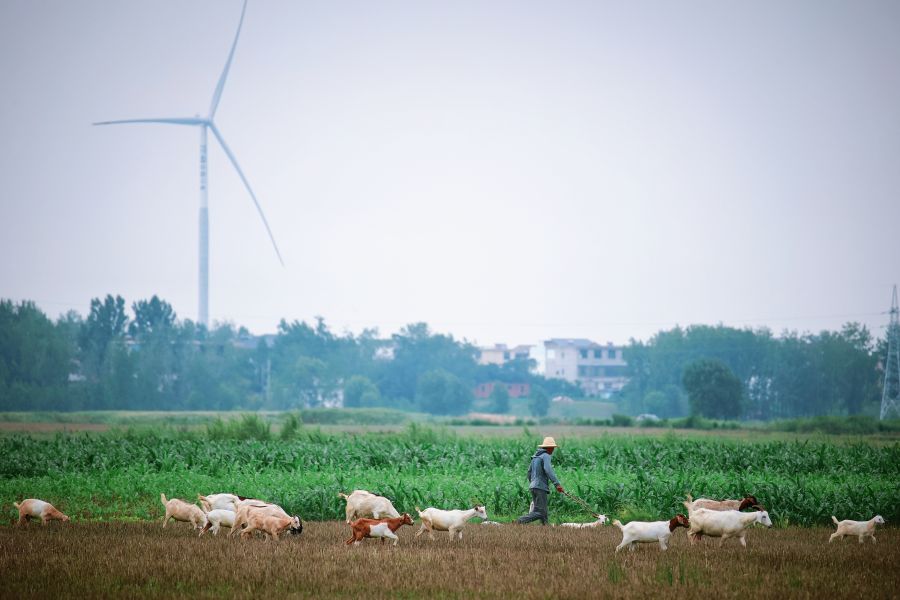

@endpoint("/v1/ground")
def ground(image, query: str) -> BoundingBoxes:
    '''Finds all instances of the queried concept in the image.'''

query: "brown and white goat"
[160,493,207,529]
[14,499,70,526]
[685,493,763,512]
[613,514,690,552]
[346,513,414,546]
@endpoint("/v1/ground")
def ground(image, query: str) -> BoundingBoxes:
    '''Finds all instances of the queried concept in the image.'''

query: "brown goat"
[346,513,414,546]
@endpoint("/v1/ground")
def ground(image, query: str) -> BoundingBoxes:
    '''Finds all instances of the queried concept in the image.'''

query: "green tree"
[79,295,134,409]
[381,323,479,404]
[128,296,180,409]
[0,300,73,410]
[487,382,510,414]
[415,369,473,415]
[682,359,743,419]
[528,386,550,418]
[343,375,381,408]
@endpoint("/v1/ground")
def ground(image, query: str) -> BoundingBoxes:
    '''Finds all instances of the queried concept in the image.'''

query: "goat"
[240,513,296,541]
[684,504,772,547]
[480,520,503,526]
[198,493,241,513]
[339,490,400,523]
[160,493,206,529]
[685,493,763,512]
[230,500,301,537]
[14,499,70,526]
[415,505,488,541]
[829,515,884,544]
[559,515,609,528]
[684,494,764,542]
[199,509,235,536]
[613,515,690,552]
[346,513,414,546]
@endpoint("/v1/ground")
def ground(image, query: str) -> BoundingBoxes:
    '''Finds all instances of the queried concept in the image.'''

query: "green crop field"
[1,422,898,527]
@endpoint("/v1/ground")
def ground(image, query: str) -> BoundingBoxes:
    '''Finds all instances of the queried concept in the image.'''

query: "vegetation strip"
[2,426,897,525]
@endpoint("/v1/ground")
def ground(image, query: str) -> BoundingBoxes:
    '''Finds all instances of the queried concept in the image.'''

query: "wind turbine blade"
[209,123,284,266]
[93,117,206,126]
[209,0,248,118]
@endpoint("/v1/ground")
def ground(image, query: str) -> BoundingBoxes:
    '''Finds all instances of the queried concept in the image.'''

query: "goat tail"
[13,502,20,509]
[415,506,423,515]
[612,519,623,530]
[831,516,839,527]
[160,493,168,505]
[338,492,348,500]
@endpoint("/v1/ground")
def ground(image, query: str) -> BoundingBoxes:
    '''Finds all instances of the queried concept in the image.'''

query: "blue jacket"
[527,448,561,492]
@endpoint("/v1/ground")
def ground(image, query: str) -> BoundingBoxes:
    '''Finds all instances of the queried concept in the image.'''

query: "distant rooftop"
[544,338,620,348]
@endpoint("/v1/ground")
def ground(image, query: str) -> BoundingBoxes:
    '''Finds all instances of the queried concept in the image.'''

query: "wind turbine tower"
[94,0,282,327]
[881,285,900,420]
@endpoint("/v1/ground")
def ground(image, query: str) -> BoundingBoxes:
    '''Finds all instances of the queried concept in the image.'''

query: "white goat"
[685,505,772,547]
[613,515,690,552]
[829,515,884,544]
[198,493,241,513]
[415,505,488,541]
[339,490,400,523]
[560,515,608,528]
[199,509,235,536]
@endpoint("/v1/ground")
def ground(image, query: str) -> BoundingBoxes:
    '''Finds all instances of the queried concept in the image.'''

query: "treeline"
[620,323,885,419]
[0,296,577,414]
[0,297,888,419]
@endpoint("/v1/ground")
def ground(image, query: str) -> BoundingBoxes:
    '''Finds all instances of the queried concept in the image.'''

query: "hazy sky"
[1,0,898,346]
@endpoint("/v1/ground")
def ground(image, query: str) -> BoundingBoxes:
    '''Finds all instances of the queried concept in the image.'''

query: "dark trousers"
[517,488,549,525]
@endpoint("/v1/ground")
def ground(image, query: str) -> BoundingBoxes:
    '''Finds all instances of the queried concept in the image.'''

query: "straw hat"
[539,436,558,448]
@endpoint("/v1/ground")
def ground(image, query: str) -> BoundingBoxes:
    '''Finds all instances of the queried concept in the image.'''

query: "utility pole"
[880,285,900,420]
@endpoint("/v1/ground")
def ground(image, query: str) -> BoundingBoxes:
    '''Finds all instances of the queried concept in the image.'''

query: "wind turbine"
[94,0,282,328]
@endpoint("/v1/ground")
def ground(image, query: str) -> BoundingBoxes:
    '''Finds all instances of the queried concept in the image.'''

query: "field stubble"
[0,521,897,599]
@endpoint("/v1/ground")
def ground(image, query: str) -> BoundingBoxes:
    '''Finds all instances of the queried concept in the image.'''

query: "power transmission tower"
[881,285,900,420]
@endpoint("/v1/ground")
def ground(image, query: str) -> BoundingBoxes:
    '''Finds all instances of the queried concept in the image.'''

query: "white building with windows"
[543,338,628,397]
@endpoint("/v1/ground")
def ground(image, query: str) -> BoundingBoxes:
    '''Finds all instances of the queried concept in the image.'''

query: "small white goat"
[339,490,401,523]
[560,515,608,528]
[685,505,772,547]
[199,509,235,536]
[829,515,884,544]
[613,515,689,552]
[480,520,502,526]
[415,505,488,541]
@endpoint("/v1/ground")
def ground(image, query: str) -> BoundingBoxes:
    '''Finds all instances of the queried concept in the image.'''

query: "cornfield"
[1,427,897,526]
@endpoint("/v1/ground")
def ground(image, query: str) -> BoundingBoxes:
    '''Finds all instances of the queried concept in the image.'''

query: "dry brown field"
[1,521,897,599]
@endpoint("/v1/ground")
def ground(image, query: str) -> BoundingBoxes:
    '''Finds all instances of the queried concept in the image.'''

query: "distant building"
[543,338,628,398]
[477,344,533,367]
[473,381,531,399]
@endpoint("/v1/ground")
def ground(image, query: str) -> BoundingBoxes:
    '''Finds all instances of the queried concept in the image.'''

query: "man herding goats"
[516,436,564,525]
